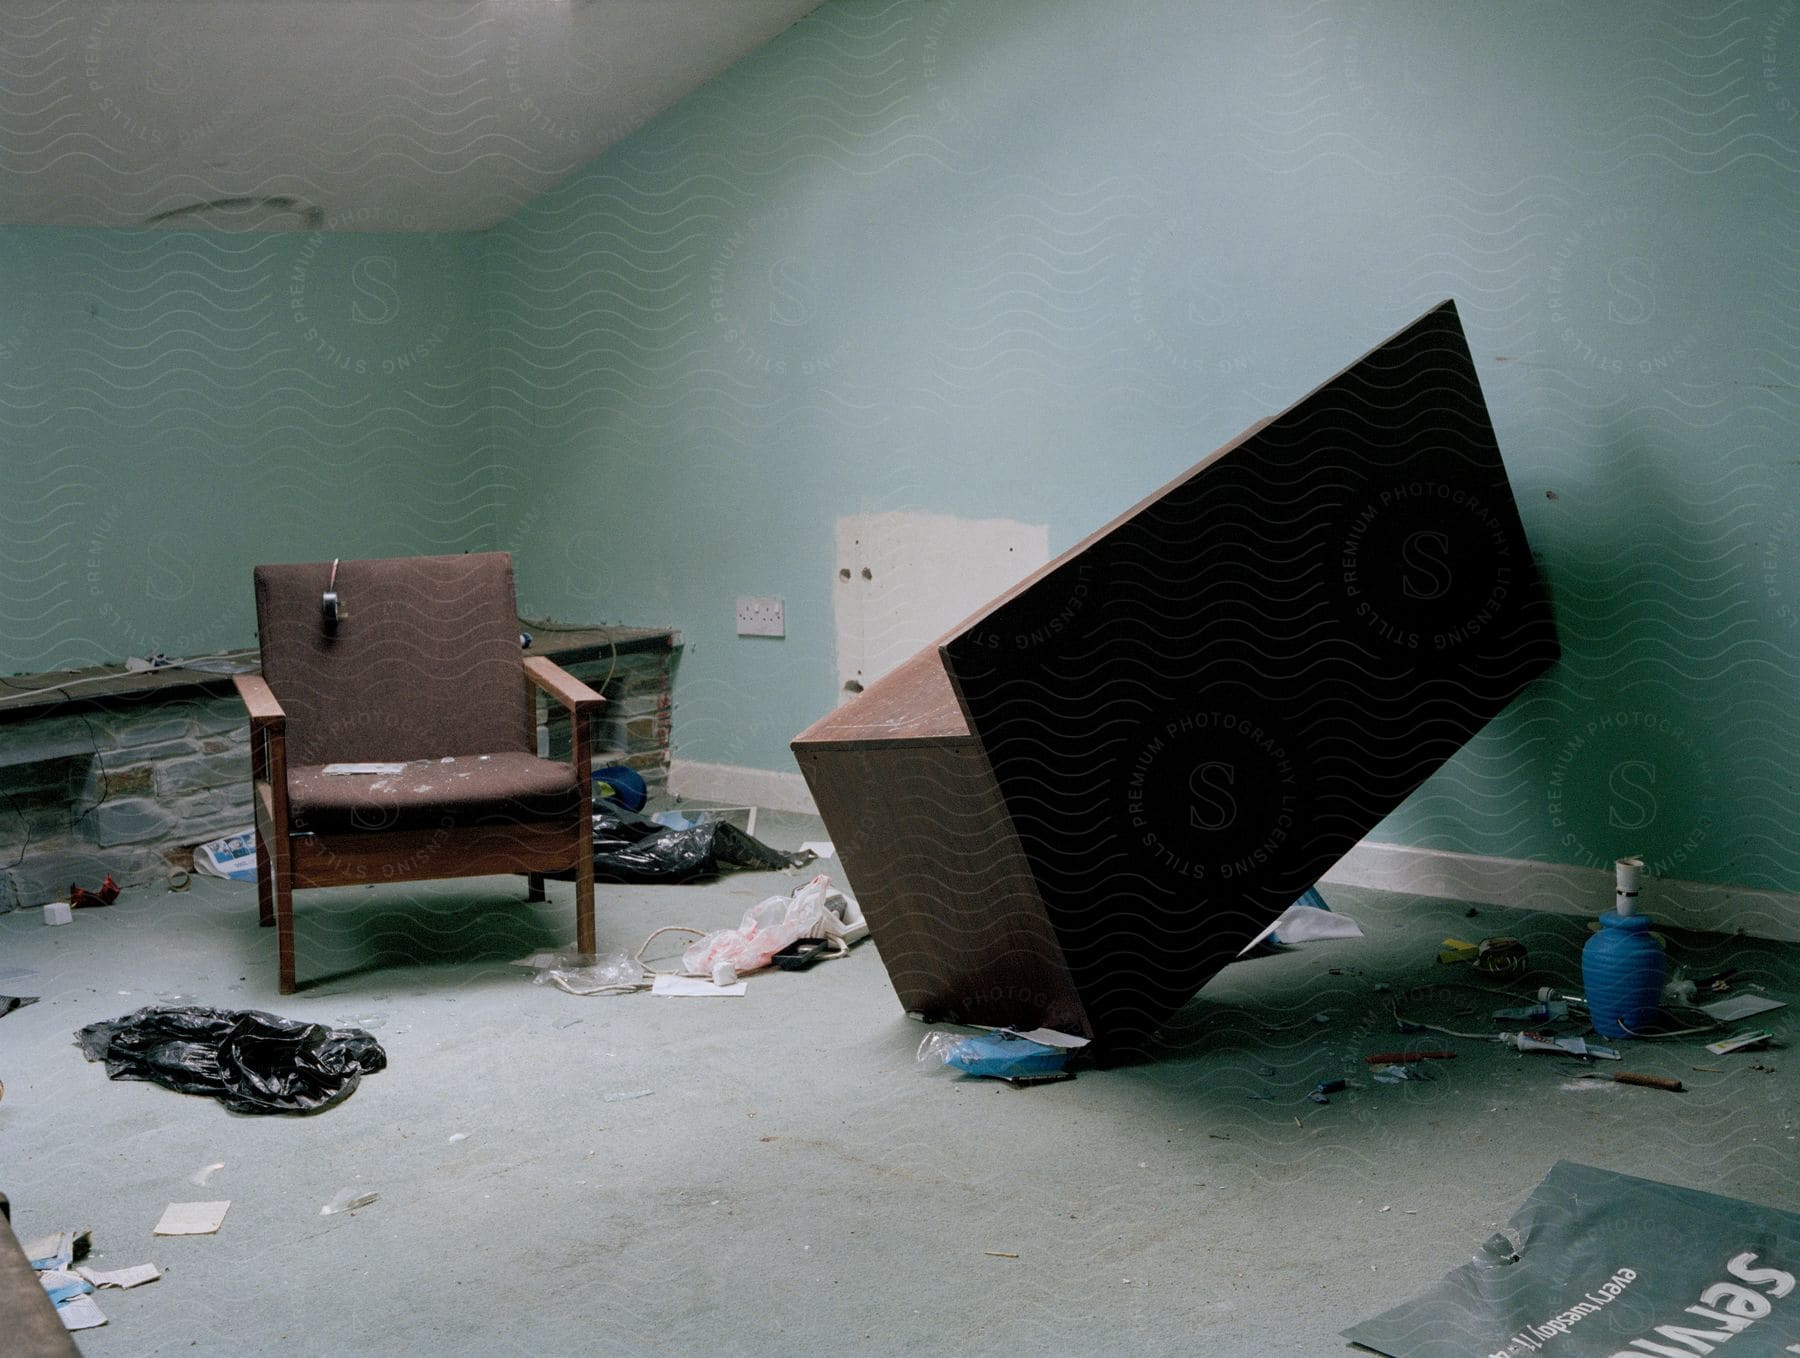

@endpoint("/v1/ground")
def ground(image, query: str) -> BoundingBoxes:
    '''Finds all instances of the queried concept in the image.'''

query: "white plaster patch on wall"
[833,512,1050,702]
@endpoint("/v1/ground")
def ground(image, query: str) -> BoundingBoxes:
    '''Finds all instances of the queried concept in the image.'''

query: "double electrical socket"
[736,595,785,637]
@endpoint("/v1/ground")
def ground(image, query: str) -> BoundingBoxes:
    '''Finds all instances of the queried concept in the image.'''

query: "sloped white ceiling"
[0,0,827,232]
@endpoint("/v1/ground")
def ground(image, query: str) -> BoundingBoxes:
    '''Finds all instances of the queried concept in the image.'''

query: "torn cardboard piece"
[1343,1160,1800,1357]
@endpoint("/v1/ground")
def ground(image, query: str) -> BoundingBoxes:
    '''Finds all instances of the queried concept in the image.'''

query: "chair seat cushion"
[287,753,581,835]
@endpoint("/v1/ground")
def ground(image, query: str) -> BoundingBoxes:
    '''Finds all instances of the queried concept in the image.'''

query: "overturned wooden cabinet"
[794,301,1561,1047]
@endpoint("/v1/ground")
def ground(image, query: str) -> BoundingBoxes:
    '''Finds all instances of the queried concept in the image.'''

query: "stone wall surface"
[0,640,677,912]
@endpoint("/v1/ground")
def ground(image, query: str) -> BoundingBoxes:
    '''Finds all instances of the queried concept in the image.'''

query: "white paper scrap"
[1236,904,1364,955]
[190,1161,224,1187]
[24,1229,87,1271]
[800,841,835,858]
[55,1292,108,1331]
[652,975,748,998]
[1699,993,1787,1023]
[153,1200,231,1236]
[77,1263,161,1289]
[1006,1027,1091,1050]
[321,762,406,776]
[24,1234,68,1270]
[39,1268,86,1294]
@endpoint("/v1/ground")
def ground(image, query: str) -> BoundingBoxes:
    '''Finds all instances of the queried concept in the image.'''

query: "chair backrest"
[254,552,532,766]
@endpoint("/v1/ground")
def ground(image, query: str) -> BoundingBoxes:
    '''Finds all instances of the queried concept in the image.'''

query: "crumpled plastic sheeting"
[589,807,812,884]
[77,1005,386,1115]
[681,874,851,976]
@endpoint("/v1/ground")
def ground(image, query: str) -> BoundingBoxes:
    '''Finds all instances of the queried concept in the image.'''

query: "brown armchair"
[234,552,600,993]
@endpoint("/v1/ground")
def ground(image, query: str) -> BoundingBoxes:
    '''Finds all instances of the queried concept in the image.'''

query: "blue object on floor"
[943,1033,1067,1079]
[592,765,648,812]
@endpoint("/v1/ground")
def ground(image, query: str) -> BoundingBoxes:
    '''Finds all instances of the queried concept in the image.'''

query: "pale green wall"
[487,0,1797,891]
[0,226,491,671]
[2,1,1791,891]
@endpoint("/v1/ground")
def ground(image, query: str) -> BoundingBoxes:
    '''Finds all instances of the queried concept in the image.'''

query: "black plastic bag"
[77,1005,386,1115]
[571,807,813,884]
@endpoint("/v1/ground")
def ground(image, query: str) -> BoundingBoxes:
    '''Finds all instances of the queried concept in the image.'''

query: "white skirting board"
[669,760,820,816]
[668,760,1800,943]
[1318,842,1800,944]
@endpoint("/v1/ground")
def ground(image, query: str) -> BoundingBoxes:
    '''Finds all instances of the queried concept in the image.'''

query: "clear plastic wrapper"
[680,874,851,976]
[915,1030,1069,1079]
[513,950,647,996]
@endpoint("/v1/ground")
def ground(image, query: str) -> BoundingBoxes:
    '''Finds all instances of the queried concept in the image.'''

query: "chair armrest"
[233,673,287,730]
[523,657,607,715]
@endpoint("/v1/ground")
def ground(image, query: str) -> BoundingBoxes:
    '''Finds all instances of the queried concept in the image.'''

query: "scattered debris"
[193,831,257,881]
[1706,1029,1776,1056]
[684,875,865,974]
[985,1250,1020,1259]
[1309,1078,1347,1104]
[1492,1000,1569,1022]
[320,1189,379,1217]
[24,1229,91,1272]
[1573,1071,1684,1093]
[69,875,120,909]
[76,1263,159,1289]
[153,1201,230,1236]
[1502,1031,1620,1060]
[1372,1065,1432,1084]
[1437,936,1527,977]
[602,1089,654,1103]
[78,1006,386,1114]
[588,807,815,884]
[1362,1051,1455,1065]
[1699,993,1787,1023]
[43,901,71,926]
[918,1031,1069,1081]
[189,1163,224,1187]
[0,994,38,1019]
[1237,891,1363,954]
[45,1283,107,1331]
[516,950,648,996]
[650,975,746,998]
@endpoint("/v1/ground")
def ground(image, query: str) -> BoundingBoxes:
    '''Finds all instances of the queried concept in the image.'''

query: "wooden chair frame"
[234,656,601,994]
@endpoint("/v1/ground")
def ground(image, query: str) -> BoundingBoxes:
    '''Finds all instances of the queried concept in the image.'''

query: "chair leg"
[255,826,274,928]
[575,851,595,957]
[271,833,296,995]
[525,873,546,903]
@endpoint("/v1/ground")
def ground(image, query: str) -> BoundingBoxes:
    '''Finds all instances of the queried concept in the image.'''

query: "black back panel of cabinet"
[940,301,1560,1046]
